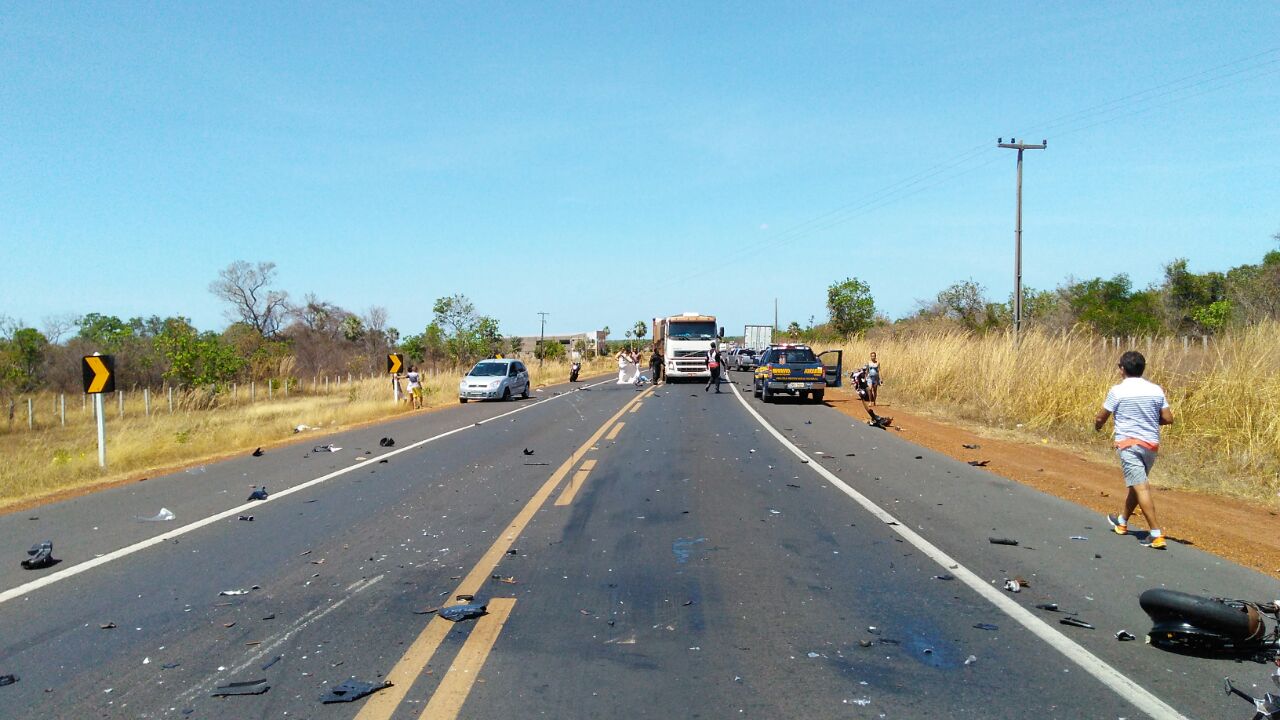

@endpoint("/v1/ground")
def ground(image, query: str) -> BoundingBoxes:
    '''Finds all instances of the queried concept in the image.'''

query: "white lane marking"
[729,383,1189,720]
[0,379,614,606]
[171,574,385,708]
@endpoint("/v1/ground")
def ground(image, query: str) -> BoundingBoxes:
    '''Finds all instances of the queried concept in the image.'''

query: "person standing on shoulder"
[704,342,723,393]
[406,365,423,410]
[866,351,882,406]
[1094,350,1174,549]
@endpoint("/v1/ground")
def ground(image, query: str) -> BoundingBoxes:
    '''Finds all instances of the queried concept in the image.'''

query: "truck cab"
[654,313,723,380]
[753,344,843,403]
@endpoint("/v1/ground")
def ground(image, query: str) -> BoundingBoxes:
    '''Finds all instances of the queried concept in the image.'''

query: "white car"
[459,359,531,402]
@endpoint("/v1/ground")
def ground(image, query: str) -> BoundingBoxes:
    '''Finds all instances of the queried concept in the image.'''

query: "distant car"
[729,348,758,371]
[459,359,531,402]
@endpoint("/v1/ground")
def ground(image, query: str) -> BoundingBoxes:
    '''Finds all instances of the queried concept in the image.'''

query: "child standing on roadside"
[1094,350,1175,549]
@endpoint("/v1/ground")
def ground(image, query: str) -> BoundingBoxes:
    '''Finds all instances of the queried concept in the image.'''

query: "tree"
[1060,275,1162,336]
[633,320,648,341]
[785,321,802,337]
[537,339,566,360]
[76,313,134,351]
[935,280,990,331]
[432,295,501,364]
[209,261,290,337]
[826,277,876,336]
[154,318,245,388]
[507,335,525,355]
[0,326,49,393]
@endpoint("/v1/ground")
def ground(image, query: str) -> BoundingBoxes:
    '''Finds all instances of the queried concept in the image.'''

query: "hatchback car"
[458,359,531,402]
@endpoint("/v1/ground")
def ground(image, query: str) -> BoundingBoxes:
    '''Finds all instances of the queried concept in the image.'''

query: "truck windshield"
[667,321,716,340]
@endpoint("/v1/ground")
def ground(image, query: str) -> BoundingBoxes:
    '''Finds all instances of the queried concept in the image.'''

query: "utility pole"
[537,312,549,367]
[774,298,778,332]
[997,137,1046,346]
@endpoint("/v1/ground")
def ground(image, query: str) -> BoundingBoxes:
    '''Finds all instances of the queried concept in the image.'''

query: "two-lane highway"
[0,371,1275,719]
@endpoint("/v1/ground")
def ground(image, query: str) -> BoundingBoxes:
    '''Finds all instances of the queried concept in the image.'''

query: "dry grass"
[836,323,1280,504]
[0,358,613,510]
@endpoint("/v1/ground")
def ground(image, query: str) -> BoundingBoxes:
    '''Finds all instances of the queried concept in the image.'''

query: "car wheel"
[502,387,512,401]
[812,390,824,403]
[459,398,468,404]
[753,381,762,398]
[761,384,772,403]
[521,382,530,398]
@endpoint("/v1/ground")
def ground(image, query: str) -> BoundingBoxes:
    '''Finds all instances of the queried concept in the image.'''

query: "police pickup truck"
[752,344,843,403]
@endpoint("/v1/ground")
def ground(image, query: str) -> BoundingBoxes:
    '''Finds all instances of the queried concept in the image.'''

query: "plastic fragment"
[989,537,1019,546]
[247,486,268,501]
[973,623,999,631]
[219,589,250,596]
[1003,579,1021,593]
[251,448,264,457]
[21,541,58,570]
[239,515,254,522]
[1059,617,1095,629]
[0,674,17,687]
[438,602,488,622]
[100,622,117,629]
[320,678,393,703]
[379,437,395,447]
[522,448,534,455]
[261,655,283,671]
[1034,603,1060,612]
[962,443,981,449]
[136,508,176,522]
[933,574,955,581]
[967,460,990,467]
[1115,630,1137,641]
[312,444,341,453]
[964,655,978,665]
[1069,535,1089,541]
[211,679,270,696]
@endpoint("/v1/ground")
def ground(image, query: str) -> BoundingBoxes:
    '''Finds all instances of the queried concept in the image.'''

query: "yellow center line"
[417,598,517,720]
[605,421,626,440]
[354,385,653,720]
[629,402,642,413]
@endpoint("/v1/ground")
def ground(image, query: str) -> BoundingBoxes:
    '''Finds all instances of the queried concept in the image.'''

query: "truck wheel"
[812,391,824,403]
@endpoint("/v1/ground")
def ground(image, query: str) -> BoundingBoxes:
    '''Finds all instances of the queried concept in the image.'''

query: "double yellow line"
[355,385,653,720]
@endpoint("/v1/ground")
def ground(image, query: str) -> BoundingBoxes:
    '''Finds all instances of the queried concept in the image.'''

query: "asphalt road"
[0,369,1275,719]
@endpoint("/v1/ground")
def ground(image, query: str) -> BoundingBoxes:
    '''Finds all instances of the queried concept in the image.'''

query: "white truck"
[653,312,723,380]
[743,324,773,351]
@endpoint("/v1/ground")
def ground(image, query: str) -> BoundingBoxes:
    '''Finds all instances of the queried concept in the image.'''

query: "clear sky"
[3,2,1277,338]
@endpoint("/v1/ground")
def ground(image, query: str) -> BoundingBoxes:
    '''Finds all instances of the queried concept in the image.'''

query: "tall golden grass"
[837,322,1280,503]
[0,358,613,509]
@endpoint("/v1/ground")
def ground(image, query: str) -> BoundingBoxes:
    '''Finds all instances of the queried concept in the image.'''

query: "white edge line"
[728,382,1189,720]
[0,379,614,606]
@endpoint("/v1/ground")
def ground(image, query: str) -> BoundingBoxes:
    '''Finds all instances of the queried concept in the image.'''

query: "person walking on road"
[866,351,882,406]
[705,342,723,393]
[649,346,664,385]
[1095,350,1174,550]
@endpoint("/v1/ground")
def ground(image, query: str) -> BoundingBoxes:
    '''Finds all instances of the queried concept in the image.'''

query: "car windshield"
[668,321,716,340]
[468,362,508,377]
[771,348,817,364]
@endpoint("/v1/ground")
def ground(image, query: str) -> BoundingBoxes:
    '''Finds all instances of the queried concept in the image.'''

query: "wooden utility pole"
[998,137,1046,345]
[537,312,549,367]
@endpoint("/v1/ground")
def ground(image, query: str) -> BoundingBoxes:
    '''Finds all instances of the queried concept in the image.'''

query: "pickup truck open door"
[818,350,842,388]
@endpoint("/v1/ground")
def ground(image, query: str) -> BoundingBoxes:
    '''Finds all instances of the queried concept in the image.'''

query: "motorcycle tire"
[1140,588,1263,643]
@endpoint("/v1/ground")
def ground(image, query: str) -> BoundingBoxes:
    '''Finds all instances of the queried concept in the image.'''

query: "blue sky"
[3,2,1277,338]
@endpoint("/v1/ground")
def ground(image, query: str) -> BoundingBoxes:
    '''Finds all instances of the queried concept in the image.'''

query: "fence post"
[144,388,151,417]
[232,382,237,403]
[1201,335,1208,350]
[60,393,66,427]
[82,394,87,413]
[168,386,174,413]
[284,378,289,398]
[28,398,33,429]
[251,381,256,402]
[118,391,124,419]
[268,380,273,400]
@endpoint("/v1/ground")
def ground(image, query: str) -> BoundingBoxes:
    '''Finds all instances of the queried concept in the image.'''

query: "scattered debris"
[786,483,801,489]
[1035,603,1060,612]
[967,460,990,467]
[1223,676,1280,719]
[491,575,518,584]
[100,622,117,629]
[378,459,389,464]
[1069,535,1089,541]
[219,589,251,596]
[914,456,923,460]
[0,674,18,687]
[261,655,283,671]
[989,537,1019,546]
[312,444,341,453]
[294,424,313,433]
[1003,579,1022,593]
[1059,617,1095,629]
[252,448,264,457]
[438,602,488,623]
[933,574,956,581]
[247,487,268,501]
[964,655,978,665]
[136,508,176,522]
[523,462,549,466]
[238,515,254,522]
[211,679,270,697]
[1115,630,1137,641]
[523,448,534,455]
[962,443,981,449]
[973,623,999,631]
[321,678,393,704]
[379,437,395,447]
[20,541,58,570]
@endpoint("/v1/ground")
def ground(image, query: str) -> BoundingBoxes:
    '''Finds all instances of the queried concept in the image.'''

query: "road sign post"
[387,353,405,403]
[82,353,115,469]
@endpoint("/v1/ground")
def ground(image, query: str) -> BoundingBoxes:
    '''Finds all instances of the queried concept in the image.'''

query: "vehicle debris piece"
[1115,630,1137,641]
[933,574,955,581]
[1224,676,1280,719]
[523,462,549,466]
[962,443,981,449]
[100,622,117,629]
[247,486,268,501]
[967,460,990,467]
[491,575,518,584]
[261,655,283,671]
[252,448,264,457]
[1070,535,1089,541]
[379,437,395,447]
[523,448,534,456]
[211,679,270,697]
[0,674,18,687]
[988,537,1019,546]
[1059,617,1095,629]
[1035,603,1060,612]
[867,411,894,429]
[219,589,250,596]
[21,541,58,570]
[136,508,176,522]
[1003,579,1021,593]
[312,444,341,453]
[238,515,254,521]
[973,623,999,631]
[438,602,488,622]
[321,678,394,704]
[294,424,313,433]
[964,655,978,665]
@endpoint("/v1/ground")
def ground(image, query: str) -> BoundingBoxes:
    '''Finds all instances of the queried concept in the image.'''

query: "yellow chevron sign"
[387,353,404,374]
[82,355,116,394]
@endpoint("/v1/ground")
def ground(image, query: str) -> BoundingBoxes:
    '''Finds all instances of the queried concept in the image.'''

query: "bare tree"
[209,261,290,337]
[41,314,78,344]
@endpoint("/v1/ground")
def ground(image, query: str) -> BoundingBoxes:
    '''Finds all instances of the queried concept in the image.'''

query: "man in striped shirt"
[1094,350,1175,549]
